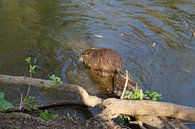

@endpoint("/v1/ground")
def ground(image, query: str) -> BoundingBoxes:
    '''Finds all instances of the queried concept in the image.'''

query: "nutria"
[80,48,136,94]
[80,48,122,77]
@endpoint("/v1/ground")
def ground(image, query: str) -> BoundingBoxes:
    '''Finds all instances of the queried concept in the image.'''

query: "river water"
[0,0,195,128]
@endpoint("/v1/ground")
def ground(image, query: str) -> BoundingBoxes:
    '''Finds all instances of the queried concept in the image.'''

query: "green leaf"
[39,110,58,121]
[49,75,55,80]
[49,75,62,85]
[146,90,162,101]
[29,65,36,74]
[25,57,31,64]
[23,95,38,112]
[124,89,144,100]
[0,98,14,111]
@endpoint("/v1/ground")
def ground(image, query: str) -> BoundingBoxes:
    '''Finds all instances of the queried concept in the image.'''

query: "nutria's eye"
[85,51,90,55]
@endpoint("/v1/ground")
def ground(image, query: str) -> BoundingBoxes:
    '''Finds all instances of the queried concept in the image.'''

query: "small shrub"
[23,95,38,112]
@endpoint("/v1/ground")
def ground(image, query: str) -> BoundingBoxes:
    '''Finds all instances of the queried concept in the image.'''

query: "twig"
[120,70,129,99]
[26,73,32,97]
[19,93,23,110]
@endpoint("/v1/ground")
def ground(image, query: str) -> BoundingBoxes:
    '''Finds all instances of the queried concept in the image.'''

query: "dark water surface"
[0,0,195,127]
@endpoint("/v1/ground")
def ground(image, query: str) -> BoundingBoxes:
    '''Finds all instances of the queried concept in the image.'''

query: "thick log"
[103,98,195,122]
[0,74,102,107]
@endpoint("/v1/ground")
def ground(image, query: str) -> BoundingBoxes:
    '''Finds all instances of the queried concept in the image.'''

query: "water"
[0,0,195,128]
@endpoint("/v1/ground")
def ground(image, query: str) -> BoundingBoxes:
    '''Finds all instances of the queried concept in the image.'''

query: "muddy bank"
[0,112,122,129]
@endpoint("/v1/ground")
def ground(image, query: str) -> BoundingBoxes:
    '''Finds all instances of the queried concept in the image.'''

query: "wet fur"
[81,48,123,77]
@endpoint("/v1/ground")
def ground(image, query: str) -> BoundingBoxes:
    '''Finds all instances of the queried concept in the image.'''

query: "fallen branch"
[0,74,195,122]
[6,100,87,113]
[0,74,102,107]
[38,100,87,110]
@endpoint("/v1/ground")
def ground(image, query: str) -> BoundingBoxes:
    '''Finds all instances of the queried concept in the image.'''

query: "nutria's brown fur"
[80,48,136,94]
[80,48,123,77]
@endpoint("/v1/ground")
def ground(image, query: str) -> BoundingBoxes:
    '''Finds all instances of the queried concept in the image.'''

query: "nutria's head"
[79,48,96,62]
[80,48,123,76]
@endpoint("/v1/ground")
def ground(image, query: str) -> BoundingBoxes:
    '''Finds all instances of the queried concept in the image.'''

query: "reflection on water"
[0,0,195,127]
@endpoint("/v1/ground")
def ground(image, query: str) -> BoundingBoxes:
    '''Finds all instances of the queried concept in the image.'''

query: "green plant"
[25,57,31,64]
[117,115,135,126]
[0,92,14,111]
[39,110,58,121]
[25,57,36,75]
[123,89,144,100]
[23,95,38,112]
[146,90,162,101]
[49,75,62,85]
[119,89,144,126]
[29,65,36,74]
[23,57,36,109]
[119,88,163,127]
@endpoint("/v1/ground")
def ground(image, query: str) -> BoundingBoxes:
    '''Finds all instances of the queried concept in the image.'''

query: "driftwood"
[0,74,195,128]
